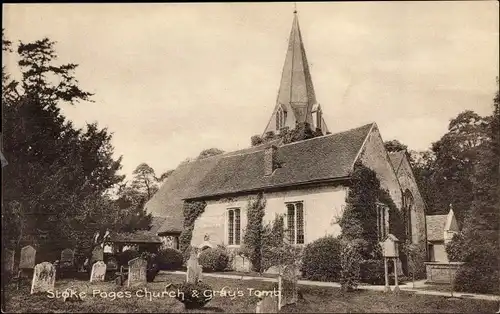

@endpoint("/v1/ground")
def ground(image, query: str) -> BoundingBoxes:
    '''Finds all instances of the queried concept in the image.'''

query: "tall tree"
[2,35,125,254]
[384,139,408,152]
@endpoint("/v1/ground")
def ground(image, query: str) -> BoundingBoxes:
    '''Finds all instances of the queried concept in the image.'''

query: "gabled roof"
[107,230,162,244]
[145,123,374,233]
[187,123,373,199]
[426,214,447,241]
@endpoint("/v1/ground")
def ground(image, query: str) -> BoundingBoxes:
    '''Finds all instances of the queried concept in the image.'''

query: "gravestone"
[60,248,75,265]
[255,295,279,313]
[19,245,36,269]
[91,246,104,263]
[31,262,56,294]
[127,257,147,287]
[278,264,298,310]
[4,249,15,274]
[186,252,203,284]
[90,261,107,283]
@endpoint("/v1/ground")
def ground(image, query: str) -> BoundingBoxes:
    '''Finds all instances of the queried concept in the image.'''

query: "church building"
[145,11,428,269]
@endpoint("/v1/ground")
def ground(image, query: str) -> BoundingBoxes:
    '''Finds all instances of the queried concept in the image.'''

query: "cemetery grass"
[3,273,498,313]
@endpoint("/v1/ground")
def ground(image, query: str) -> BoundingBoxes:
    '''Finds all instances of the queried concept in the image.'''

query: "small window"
[227,208,241,245]
[376,203,388,242]
[276,108,286,131]
[286,202,305,244]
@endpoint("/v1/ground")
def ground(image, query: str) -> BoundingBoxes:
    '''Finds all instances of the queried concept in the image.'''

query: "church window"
[286,202,304,244]
[376,203,388,242]
[227,208,241,245]
[316,109,322,130]
[403,190,414,241]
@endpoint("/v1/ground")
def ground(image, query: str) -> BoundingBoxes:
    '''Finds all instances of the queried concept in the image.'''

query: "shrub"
[157,248,183,270]
[117,249,140,267]
[300,236,342,282]
[359,259,385,284]
[340,240,363,291]
[445,233,465,262]
[455,266,499,294]
[198,247,229,272]
[173,281,213,309]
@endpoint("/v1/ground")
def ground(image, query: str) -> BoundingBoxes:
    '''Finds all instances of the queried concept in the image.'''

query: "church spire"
[264,10,328,136]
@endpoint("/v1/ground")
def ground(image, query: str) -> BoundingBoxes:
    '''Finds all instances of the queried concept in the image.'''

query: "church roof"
[187,123,373,199]
[145,123,375,233]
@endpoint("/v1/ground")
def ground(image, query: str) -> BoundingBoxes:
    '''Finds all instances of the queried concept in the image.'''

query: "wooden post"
[393,258,400,293]
[384,258,390,292]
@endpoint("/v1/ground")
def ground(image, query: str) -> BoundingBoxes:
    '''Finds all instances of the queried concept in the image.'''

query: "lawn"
[3,272,497,313]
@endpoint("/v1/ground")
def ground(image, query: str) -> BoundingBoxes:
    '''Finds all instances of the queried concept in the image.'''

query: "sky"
[3,2,499,181]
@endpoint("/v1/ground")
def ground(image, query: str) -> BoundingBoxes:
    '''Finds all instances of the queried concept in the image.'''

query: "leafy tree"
[1,35,126,255]
[197,148,224,160]
[131,163,160,200]
[384,140,408,152]
[450,81,499,294]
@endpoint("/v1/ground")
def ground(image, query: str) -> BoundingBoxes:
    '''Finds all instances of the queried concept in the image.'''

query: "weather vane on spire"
[294,2,297,14]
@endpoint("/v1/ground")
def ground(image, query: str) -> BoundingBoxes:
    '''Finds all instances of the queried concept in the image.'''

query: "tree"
[131,163,159,200]
[384,140,408,152]
[1,35,126,254]
[197,148,224,160]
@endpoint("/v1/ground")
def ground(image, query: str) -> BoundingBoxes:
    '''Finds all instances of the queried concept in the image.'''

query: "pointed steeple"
[264,10,328,136]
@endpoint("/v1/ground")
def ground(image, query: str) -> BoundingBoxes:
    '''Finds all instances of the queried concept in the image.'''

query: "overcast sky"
[3,2,499,180]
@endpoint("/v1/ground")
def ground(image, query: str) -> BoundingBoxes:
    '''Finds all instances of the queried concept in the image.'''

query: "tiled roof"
[145,123,374,233]
[187,123,373,199]
[426,214,447,241]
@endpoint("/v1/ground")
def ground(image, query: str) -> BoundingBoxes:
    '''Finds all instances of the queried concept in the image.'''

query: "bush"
[198,247,229,272]
[157,248,183,270]
[455,266,499,294]
[300,236,342,282]
[445,233,464,262]
[117,249,140,267]
[173,281,213,309]
[359,259,385,284]
[340,241,362,291]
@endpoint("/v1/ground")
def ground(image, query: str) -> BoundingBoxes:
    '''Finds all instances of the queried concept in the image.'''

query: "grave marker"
[255,295,279,313]
[186,251,203,284]
[60,248,75,265]
[278,264,298,309]
[19,245,36,270]
[127,257,147,287]
[90,261,107,283]
[91,246,104,263]
[31,262,56,294]
[4,249,14,274]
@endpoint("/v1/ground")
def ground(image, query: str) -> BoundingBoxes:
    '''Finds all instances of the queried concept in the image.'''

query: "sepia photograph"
[1,2,499,313]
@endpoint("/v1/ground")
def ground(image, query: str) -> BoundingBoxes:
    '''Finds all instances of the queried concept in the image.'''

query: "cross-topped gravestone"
[91,246,104,264]
[61,248,75,265]
[127,257,147,287]
[278,264,298,309]
[19,245,36,270]
[90,261,107,283]
[186,250,203,284]
[31,262,56,294]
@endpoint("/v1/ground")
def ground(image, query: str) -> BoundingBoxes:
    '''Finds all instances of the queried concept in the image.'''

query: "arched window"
[403,190,414,241]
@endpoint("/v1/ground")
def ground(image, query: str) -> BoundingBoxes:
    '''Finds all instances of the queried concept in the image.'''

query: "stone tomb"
[127,257,147,287]
[31,262,56,294]
[19,245,36,270]
[186,252,203,284]
[278,264,298,310]
[90,261,107,283]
